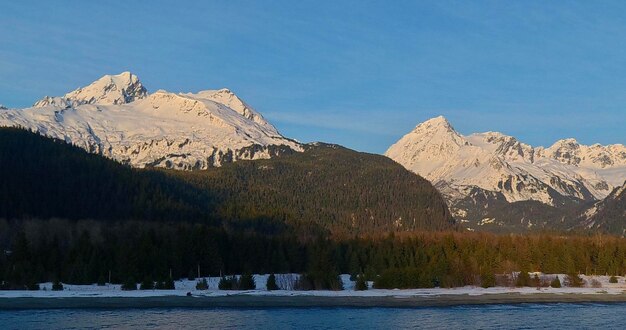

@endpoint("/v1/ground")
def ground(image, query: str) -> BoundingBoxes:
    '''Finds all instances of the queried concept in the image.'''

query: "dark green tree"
[239,273,256,290]
[266,274,279,291]
[121,277,137,291]
[480,272,496,288]
[355,273,368,291]
[140,277,154,290]
[550,276,561,288]
[52,279,63,291]
[566,273,584,287]
[516,271,531,287]
[195,278,209,290]
[218,276,234,290]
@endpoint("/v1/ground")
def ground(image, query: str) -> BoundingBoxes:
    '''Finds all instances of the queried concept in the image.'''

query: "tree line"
[1,219,625,290]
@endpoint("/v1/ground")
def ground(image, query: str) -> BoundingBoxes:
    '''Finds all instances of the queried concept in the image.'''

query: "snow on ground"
[2,274,626,299]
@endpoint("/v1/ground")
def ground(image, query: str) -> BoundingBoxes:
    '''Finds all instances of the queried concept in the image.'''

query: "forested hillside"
[0,128,454,235]
[0,128,212,223]
[169,143,455,235]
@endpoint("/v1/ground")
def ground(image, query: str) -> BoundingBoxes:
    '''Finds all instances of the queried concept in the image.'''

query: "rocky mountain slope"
[574,181,626,235]
[0,72,301,169]
[386,116,626,232]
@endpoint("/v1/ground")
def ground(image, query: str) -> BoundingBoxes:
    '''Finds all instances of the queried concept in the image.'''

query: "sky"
[2,1,626,153]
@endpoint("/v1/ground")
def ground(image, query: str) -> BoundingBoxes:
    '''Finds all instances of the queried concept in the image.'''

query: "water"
[1,303,625,329]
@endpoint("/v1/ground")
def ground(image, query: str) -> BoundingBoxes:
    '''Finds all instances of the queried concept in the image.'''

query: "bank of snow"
[2,274,625,299]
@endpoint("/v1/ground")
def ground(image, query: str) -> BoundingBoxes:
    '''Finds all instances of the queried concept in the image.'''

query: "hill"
[0,128,454,235]
[169,143,455,235]
[0,127,212,223]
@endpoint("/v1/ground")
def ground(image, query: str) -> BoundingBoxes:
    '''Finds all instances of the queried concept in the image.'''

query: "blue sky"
[2,1,626,153]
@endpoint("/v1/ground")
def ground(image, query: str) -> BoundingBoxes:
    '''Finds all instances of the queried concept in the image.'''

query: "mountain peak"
[411,116,457,135]
[548,138,580,151]
[385,115,467,178]
[64,71,147,105]
[423,115,450,126]
[34,71,147,108]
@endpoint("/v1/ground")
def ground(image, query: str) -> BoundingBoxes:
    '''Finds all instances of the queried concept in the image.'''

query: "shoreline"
[3,293,626,310]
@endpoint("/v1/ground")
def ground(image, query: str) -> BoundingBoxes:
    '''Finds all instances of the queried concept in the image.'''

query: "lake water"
[1,303,625,329]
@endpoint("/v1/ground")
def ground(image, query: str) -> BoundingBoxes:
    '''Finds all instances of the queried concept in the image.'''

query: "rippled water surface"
[2,303,626,329]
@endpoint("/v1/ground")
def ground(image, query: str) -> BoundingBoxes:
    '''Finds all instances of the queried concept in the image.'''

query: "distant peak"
[413,116,456,133]
[34,71,148,107]
[561,138,579,144]
[551,138,580,148]
[425,115,449,125]
[95,71,140,86]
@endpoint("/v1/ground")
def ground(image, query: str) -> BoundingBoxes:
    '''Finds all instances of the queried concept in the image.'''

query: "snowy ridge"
[386,116,626,227]
[0,72,301,169]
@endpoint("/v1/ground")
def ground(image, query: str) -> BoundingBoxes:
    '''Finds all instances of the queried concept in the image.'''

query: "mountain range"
[0,72,300,169]
[2,72,626,235]
[386,116,626,233]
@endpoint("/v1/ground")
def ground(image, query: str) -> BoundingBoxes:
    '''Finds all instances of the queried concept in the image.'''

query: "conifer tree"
[239,273,256,290]
[566,273,584,287]
[516,271,531,287]
[52,279,63,291]
[195,278,209,290]
[480,272,496,288]
[266,274,279,291]
[355,273,368,291]
[97,274,106,286]
[121,277,137,291]
[550,276,561,288]
[140,276,155,290]
[164,277,176,290]
[218,276,233,290]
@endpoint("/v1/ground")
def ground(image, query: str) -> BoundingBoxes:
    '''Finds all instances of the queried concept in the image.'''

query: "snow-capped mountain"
[0,72,301,169]
[386,116,626,229]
